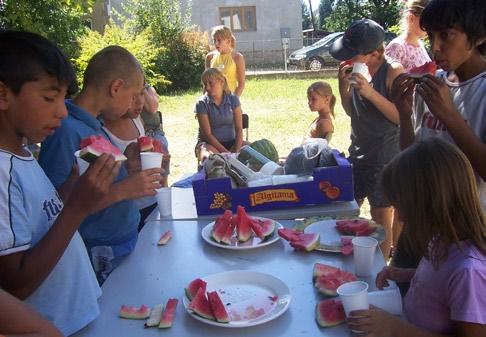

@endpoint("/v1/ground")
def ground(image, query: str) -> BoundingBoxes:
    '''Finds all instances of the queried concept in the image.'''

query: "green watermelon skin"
[207,291,230,323]
[250,139,279,163]
[316,299,345,327]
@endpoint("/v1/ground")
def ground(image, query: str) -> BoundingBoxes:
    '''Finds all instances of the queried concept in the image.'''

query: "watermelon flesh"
[316,299,346,327]
[211,210,233,243]
[335,219,376,236]
[220,216,237,245]
[185,278,207,301]
[188,288,215,320]
[119,304,151,320]
[249,218,265,240]
[289,233,320,251]
[207,291,230,323]
[261,220,276,240]
[138,136,166,154]
[79,135,127,163]
[313,263,358,296]
[409,61,437,78]
[158,298,178,328]
[157,230,172,245]
[278,228,301,242]
[236,205,252,242]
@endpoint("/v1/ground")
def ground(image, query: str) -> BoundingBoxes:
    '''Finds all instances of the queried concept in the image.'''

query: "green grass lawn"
[161,76,369,217]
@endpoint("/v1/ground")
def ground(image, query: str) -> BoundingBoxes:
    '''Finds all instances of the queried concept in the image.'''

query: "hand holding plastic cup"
[350,62,371,83]
[352,236,378,277]
[337,281,369,316]
[140,152,163,171]
[156,187,172,217]
[368,287,403,315]
[74,150,90,175]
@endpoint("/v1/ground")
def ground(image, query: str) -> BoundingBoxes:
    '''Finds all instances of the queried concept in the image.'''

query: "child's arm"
[0,155,119,299]
[347,307,454,337]
[375,266,416,289]
[197,114,228,152]
[315,119,334,140]
[337,62,353,115]
[390,74,417,149]
[0,289,63,337]
[416,75,486,181]
[233,105,244,152]
[233,52,246,97]
[351,62,404,125]
[205,52,214,69]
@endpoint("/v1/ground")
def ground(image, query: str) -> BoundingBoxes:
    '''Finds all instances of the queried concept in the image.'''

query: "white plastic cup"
[368,288,403,315]
[140,152,163,171]
[74,150,90,175]
[350,62,371,83]
[352,236,378,277]
[259,161,284,175]
[156,187,172,217]
[337,281,369,316]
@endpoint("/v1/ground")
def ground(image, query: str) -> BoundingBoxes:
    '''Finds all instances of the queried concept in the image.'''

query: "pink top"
[385,36,431,72]
[404,241,486,334]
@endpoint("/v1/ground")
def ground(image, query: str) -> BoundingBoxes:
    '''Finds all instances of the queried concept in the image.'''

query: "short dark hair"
[420,0,486,55]
[83,45,142,88]
[0,30,77,95]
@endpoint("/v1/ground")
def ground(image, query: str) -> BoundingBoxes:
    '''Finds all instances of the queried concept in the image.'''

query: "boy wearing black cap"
[330,19,404,259]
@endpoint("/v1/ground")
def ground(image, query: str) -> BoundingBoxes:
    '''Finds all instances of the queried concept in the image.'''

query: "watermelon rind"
[119,304,151,320]
[145,304,163,327]
[185,278,207,301]
[79,145,127,163]
[158,298,178,328]
[157,230,172,245]
[289,233,320,251]
[261,220,276,241]
[207,291,230,323]
[316,299,345,328]
[188,288,215,320]
[250,139,279,163]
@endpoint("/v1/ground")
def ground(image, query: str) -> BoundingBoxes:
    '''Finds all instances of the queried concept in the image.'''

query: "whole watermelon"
[250,139,279,163]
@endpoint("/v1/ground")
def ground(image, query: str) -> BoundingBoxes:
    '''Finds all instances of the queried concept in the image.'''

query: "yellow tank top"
[210,52,238,93]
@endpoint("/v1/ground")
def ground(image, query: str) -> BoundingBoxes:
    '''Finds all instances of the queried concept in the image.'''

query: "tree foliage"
[318,0,333,31]
[0,0,94,58]
[324,0,401,31]
[302,2,313,30]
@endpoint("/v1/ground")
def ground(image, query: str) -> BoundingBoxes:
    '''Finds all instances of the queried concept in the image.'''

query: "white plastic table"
[73,219,390,337]
[147,187,360,222]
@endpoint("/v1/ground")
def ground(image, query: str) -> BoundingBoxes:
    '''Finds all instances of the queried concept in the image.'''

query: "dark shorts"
[195,140,236,156]
[353,163,391,208]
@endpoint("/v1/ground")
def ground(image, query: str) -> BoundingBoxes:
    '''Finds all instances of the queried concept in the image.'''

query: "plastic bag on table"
[284,138,335,175]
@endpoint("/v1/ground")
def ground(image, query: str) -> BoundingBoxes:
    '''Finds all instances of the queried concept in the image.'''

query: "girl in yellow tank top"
[206,25,246,97]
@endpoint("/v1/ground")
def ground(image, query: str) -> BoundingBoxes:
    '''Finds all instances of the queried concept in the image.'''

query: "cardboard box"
[192,150,353,216]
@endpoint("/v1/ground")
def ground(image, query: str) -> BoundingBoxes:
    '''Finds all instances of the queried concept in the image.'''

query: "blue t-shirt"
[38,100,139,249]
[0,149,101,335]
[195,93,240,142]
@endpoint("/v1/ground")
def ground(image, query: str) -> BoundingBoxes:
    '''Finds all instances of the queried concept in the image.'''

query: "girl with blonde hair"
[385,0,431,71]
[195,68,244,163]
[305,81,336,142]
[206,25,246,97]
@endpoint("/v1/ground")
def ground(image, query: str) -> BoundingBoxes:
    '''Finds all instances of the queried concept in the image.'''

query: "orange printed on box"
[249,189,299,206]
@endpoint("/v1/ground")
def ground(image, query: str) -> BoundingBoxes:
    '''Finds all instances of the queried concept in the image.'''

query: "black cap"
[330,19,385,61]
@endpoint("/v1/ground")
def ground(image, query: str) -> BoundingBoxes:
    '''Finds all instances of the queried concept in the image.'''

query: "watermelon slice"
[144,304,163,327]
[158,298,178,328]
[340,237,353,256]
[185,278,207,301]
[119,304,151,320]
[409,61,437,81]
[236,205,252,242]
[313,263,358,296]
[289,233,320,251]
[277,228,301,242]
[157,230,172,245]
[207,291,230,323]
[79,135,127,163]
[188,288,215,320]
[138,136,154,152]
[316,299,346,327]
[211,210,232,243]
[260,219,276,241]
[249,218,265,240]
[335,219,376,236]
[220,215,237,245]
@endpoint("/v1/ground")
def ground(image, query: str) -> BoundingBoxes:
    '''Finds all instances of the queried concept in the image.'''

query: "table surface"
[74,219,392,337]
[149,187,360,222]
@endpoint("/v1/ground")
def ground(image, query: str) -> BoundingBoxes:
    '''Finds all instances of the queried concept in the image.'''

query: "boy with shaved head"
[39,46,163,284]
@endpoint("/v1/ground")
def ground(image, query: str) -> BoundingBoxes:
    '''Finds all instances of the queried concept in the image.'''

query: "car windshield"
[312,33,342,47]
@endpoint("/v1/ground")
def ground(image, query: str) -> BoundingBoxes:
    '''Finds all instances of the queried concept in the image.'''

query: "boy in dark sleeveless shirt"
[331,19,404,259]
